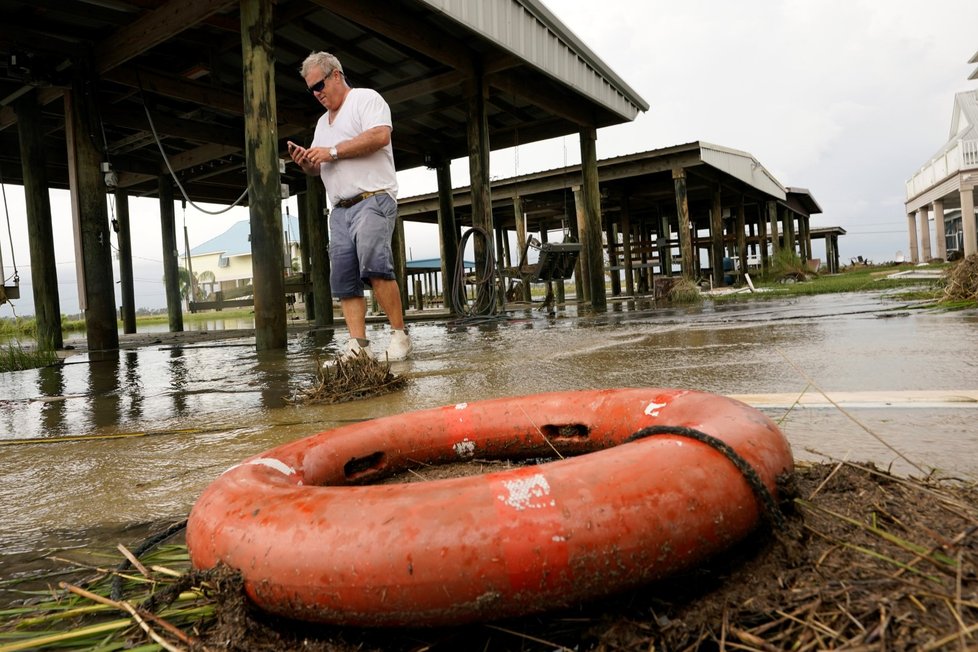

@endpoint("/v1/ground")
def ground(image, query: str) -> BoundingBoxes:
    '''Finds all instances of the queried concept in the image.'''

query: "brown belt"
[335,190,384,209]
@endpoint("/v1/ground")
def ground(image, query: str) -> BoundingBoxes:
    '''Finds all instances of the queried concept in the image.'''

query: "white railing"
[906,138,978,200]
[963,139,978,168]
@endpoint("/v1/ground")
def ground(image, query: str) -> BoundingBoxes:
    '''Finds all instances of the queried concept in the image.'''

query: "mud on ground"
[188,461,978,651]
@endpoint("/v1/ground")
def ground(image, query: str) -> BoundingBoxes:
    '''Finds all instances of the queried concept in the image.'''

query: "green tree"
[174,268,217,308]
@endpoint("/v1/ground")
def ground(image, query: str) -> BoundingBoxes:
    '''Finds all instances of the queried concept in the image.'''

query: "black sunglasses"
[307,70,334,94]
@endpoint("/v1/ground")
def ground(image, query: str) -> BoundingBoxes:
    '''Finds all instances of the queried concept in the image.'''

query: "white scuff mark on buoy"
[455,402,468,410]
[453,438,476,458]
[552,535,567,542]
[645,400,668,416]
[497,473,555,511]
[246,457,296,476]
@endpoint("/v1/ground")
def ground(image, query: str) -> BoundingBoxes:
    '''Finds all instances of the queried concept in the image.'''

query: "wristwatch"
[329,146,338,161]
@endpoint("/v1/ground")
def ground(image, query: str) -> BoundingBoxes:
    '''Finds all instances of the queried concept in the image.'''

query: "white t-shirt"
[311,88,398,205]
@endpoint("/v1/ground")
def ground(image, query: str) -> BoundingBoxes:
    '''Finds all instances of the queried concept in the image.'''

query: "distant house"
[905,64,978,261]
[187,214,302,297]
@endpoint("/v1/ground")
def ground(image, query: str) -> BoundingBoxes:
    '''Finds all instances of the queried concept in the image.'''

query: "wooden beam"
[103,66,310,127]
[98,104,243,147]
[489,69,595,128]
[0,0,237,132]
[382,69,467,105]
[96,0,237,74]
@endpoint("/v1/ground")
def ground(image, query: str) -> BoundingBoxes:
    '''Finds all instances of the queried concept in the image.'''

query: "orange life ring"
[187,388,793,626]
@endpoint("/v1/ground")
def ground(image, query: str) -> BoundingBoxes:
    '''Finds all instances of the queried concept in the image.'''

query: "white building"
[905,52,978,261]
[187,214,302,298]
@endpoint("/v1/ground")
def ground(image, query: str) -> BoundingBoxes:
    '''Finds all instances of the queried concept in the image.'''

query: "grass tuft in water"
[0,343,59,373]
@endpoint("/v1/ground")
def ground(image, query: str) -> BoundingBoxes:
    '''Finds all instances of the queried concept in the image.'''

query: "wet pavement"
[1,291,977,591]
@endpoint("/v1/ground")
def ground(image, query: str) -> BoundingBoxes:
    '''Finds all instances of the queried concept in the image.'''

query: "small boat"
[186,388,793,626]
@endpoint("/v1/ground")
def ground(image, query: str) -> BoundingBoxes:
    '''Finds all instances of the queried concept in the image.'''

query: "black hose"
[447,226,508,326]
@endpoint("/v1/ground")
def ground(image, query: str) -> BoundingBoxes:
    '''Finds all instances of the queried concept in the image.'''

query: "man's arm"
[303,126,391,166]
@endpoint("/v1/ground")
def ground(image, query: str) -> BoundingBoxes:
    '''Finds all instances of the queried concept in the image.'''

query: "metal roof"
[416,0,648,120]
[699,141,786,200]
[0,0,648,206]
[785,187,823,215]
[398,141,791,232]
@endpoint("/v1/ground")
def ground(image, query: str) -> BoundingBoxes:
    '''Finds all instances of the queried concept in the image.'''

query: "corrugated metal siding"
[699,142,786,199]
[416,0,647,121]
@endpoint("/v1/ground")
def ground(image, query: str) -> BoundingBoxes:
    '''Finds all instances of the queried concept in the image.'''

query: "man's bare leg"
[340,297,368,340]
[369,278,405,330]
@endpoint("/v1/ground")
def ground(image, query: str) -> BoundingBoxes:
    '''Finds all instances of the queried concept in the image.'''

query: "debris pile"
[288,352,407,405]
[942,253,978,303]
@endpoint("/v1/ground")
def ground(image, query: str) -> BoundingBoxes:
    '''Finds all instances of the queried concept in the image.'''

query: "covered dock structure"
[0,0,648,351]
[398,141,825,305]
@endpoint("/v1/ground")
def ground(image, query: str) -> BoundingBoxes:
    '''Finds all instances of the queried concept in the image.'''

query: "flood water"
[1,291,977,593]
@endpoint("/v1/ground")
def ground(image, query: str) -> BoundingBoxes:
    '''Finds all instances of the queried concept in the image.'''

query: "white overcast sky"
[1,0,976,316]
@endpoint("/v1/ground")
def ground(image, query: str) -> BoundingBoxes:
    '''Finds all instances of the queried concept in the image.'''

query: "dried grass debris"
[942,253,978,303]
[288,352,407,405]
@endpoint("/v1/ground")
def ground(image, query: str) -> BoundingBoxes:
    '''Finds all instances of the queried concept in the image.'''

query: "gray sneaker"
[384,330,412,361]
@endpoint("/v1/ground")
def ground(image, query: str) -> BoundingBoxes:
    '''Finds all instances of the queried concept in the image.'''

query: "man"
[288,51,412,362]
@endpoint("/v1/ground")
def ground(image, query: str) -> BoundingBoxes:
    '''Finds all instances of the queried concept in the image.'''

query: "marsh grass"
[0,541,213,652]
[0,343,59,372]
[718,262,947,302]
[765,248,810,281]
[668,277,703,304]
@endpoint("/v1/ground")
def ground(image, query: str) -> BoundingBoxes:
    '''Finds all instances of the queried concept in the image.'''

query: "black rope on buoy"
[110,518,188,601]
[626,425,786,531]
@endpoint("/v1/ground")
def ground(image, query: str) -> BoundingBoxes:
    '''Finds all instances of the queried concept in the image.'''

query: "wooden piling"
[240,0,286,350]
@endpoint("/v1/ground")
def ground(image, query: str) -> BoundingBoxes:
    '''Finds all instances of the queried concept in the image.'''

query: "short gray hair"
[300,51,343,79]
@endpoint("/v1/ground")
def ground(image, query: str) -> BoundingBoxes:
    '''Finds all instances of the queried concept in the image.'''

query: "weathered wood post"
[736,197,747,281]
[513,196,531,301]
[158,176,183,332]
[620,193,635,296]
[114,189,137,333]
[241,0,286,350]
[15,90,62,349]
[435,159,460,313]
[579,127,606,311]
[465,73,494,313]
[767,200,780,258]
[672,167,694,279]
[304,175,332,327]
[64,62,119,352]
[710,184,724,287]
